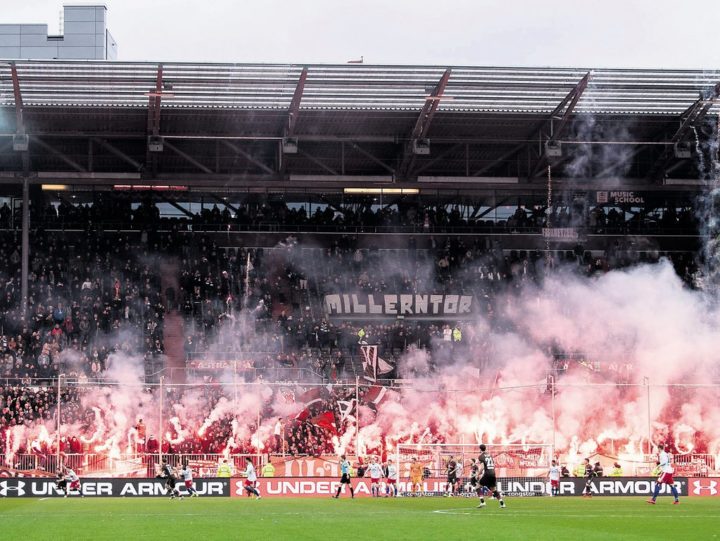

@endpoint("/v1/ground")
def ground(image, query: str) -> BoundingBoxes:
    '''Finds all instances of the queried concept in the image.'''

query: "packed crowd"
[0,197,705,466]
[0,229,166,385]
[15,194,700,235]
[177,231,699,370]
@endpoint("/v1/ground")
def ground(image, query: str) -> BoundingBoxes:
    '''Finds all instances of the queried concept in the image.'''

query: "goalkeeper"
[409,457,424,495]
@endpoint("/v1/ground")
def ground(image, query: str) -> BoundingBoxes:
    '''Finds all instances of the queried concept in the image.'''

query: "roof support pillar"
[398,69,452,179]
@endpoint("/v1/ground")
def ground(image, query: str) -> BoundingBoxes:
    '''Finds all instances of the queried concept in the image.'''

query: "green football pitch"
[0,496,717,541]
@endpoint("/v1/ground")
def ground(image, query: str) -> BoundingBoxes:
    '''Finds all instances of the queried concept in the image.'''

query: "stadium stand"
[0,61,718,475]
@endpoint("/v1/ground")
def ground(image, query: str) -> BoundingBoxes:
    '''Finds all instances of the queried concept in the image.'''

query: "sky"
[2,0,720,67]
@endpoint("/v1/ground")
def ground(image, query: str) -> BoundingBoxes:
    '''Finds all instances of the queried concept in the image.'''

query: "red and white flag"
[294,387,325,421]
[309,411,338,435]
[360,345,394,381]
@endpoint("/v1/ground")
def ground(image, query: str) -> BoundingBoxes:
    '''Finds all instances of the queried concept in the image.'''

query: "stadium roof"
[1,61,719,114]
[0,60,718,190]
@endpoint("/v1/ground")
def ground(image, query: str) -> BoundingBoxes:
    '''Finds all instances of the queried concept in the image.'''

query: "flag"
[297,387,325,403]
[337,399,356,423]
[377,357,394,375]
[360,345,377,381]
[360,345,394,381]
[363,385,387,407]
[294,398,323,422]
[310,411,338,435]
[294,387,327,421]
[278,386,296,404]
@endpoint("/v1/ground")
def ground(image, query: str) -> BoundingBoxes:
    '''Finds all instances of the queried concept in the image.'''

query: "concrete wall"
[0,5,116,60]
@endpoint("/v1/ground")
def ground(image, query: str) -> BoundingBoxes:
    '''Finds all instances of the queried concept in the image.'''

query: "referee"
[333,454,354,499]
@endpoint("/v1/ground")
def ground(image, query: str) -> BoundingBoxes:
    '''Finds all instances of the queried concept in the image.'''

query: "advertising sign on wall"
[231,477,688,498]
[0,477,230,498]
[0,476,688,498]
[687,478,720,496]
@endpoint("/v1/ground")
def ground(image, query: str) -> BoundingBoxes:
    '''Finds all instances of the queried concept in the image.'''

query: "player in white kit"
[243,457,261,500]
[647,444,679,505]
[385,459,398,497]
[367,457,384,498]
[180,463,199,497]
[548,460,560,496]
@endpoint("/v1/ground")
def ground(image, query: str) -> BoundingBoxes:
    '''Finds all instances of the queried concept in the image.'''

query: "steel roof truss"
[163,140,213,174]
[647,81,720,180]
[91,138,142,171]
[221,140,275,175]
[398,69,452,179]
[286,67,308,137]
[32,137,86,172]
[348,142,395,175]
[530,71,593,177]
[297,147,339,176]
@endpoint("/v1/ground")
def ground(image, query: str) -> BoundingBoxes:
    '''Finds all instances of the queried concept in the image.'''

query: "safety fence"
[6,452,719,478]
[6,453,265,478]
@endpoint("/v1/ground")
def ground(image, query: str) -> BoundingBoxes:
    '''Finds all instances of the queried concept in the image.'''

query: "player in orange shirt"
[409,457,424,494]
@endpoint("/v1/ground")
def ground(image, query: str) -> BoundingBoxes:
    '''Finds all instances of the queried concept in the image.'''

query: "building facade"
[0,4,117,60]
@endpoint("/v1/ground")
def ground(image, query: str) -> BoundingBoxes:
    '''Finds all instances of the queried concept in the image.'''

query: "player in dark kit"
[56,466,83,497]
[158,457,182,500]
[476,444,505,509]
[581,458,596,497]
[445,455,458,496]
[468,458,480,492]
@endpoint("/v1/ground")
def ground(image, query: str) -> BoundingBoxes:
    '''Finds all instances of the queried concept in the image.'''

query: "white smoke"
[363,260,720,459]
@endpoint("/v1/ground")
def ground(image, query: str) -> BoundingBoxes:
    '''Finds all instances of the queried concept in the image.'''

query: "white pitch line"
[5,511,404,518]
[432,509,714,518]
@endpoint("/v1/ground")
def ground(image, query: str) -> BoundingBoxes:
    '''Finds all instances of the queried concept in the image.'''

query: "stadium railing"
[7,452,716,478]
[169,365,319,382]
[0,220,700,236]
[6,453,266,477]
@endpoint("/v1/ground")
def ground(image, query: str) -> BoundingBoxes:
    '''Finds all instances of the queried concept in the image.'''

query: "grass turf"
[0,495,717,541]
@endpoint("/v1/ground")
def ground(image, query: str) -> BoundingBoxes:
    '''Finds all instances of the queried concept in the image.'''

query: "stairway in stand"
[159,257,186,384]
[163,311,186,384]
